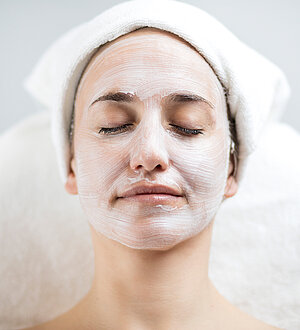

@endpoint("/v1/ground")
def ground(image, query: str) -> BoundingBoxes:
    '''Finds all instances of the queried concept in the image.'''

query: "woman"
[23,0,288,328]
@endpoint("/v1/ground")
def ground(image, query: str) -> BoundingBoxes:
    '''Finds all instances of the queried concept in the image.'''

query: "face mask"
[72,29,231,250]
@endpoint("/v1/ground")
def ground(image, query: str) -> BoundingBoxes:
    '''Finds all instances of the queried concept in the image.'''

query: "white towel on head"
[23,0,290,186]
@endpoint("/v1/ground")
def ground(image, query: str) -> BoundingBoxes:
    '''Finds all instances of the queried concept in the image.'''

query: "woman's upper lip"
[119,184,183,198]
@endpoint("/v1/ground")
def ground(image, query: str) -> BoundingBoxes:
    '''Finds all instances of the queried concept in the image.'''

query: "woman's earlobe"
[64,158,78,195]
[224,175,238,198]
[224,152,238,199]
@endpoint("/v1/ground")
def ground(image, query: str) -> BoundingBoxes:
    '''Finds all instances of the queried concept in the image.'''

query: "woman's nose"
[129,127,169,173]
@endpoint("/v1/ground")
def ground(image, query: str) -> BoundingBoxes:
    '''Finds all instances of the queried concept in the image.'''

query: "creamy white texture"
[72,29,231,250]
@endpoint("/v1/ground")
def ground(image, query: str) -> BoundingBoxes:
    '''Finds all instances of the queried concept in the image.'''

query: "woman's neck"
[39,218,277,330]
[26,217,280,330]
[79,220,221,329]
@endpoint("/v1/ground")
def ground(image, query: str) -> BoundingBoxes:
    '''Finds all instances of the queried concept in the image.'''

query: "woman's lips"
[118,193,185,206]
[117,184,185,207]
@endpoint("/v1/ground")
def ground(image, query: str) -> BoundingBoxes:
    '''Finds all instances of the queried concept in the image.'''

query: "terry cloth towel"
[1,112,300,329]
[23,0,290,186]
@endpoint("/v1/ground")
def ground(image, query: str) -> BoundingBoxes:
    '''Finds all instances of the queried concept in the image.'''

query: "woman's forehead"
[77,27,224,106]
[94,27,200,60]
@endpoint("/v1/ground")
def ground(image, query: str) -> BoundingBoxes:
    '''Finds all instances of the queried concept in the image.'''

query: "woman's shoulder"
[21,324,47,330]
[20,315,284,330]
[243,320,283,330]
[210,284,283,330]
[226,306,283,330]
[19,315,73,330]
[20,321,60,330]
[244,318,283,330]
[227,307,283,330]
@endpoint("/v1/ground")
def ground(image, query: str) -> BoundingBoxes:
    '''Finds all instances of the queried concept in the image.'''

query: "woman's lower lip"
[118,194,184,205]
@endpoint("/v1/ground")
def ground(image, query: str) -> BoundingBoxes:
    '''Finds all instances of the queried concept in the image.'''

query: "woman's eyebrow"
[165,93,215,110]
[89,91,214,110]
[89,92,137,109]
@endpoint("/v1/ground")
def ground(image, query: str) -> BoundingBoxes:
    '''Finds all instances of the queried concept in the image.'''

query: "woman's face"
[69,27,234,251]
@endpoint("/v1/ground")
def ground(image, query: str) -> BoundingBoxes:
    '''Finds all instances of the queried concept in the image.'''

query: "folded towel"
[23,0,290,186]
[1,112,299,328]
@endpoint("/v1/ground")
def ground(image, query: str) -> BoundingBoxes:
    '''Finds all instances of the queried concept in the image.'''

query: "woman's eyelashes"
[98,123,205,136]
[169,124,204,135]
[98,123,133,135]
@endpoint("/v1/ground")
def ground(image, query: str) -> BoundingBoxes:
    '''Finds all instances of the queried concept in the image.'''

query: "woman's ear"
[224,152,238,199]
[65,157,78,195]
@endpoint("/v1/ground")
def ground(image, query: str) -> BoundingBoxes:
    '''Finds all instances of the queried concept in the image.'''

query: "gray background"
[1,0,299,133]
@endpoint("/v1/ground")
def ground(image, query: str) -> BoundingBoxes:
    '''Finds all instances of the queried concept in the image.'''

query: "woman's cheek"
[74,129,122,197]
[170,132,229,207]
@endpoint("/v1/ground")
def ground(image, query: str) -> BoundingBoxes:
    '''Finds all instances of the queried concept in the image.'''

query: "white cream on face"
[73,28,231,250]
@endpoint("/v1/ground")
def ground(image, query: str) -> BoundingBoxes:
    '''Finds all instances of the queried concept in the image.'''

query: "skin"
[24,28,281,330]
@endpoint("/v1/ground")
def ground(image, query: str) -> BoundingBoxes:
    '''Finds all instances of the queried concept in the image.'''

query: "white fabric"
[23,0,290,186]
[0,111,299,329]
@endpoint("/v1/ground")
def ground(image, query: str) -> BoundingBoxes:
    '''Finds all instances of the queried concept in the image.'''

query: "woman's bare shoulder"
[245,320,283,330]
[20,298,90,330]
[246,319,283,330]
[20,320,62,330]
[19,307,89,330]
[21,323,50,330]
[232,309,283,330]
[227,307,283,330]
[216,295,283,330]
[20,315,283,330]
[19,315,74,330]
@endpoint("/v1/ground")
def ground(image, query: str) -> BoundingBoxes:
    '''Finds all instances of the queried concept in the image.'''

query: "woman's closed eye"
[98,124,204,136]
[98,124,132,135]
[169,124,204,136]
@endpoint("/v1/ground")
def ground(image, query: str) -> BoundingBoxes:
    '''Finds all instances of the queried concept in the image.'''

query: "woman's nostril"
[132,161,168,173]
[130,144,169,172]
